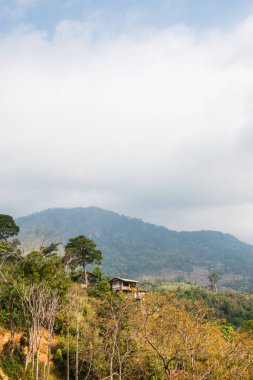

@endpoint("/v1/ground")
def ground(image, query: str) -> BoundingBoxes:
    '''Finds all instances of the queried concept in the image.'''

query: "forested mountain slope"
[16,207,253,290]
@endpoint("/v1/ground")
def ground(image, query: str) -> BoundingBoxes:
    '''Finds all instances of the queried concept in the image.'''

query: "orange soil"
[0,328,57,363]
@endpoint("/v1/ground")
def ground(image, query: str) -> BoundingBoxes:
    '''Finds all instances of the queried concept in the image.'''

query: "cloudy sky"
[1,0,253,243]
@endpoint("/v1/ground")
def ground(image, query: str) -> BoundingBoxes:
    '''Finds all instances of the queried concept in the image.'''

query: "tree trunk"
[35,332,41,380]
[118,362,122,380]
[164,366,172,380]
[25,326,34,371]
[45,328,53,380]
[84,265,87,286]
[36,347,40,380]
[116,342,122,380]
[75,316,80,380]
[67,310,70,380]
[32,325,36,371]
[110,341,116,380]
[9,292,15,350]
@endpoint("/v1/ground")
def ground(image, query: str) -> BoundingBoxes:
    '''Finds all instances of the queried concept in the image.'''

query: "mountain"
[16,207,253,290]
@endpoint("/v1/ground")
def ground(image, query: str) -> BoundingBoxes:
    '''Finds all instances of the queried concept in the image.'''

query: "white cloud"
[1,17,253,242]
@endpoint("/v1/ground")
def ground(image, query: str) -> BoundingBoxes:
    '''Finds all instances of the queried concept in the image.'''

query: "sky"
[2,0,253,243]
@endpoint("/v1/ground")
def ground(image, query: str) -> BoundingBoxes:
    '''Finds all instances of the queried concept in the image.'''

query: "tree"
[54,285,100,380]
[0,215,21,281]
[20,283,60,380]
[41,242,60,257]
[98,293,137,380]
[64,236,102,285]
[0,217,22,349]
[16,250,69,292]
[0,214,20,242]
[208,272,221,293]
[19,228,60,254]
[16,250,69,379]
[136,293,253,379]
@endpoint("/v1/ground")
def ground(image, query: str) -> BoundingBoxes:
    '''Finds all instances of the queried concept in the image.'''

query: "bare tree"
[99,295,136,380]
[20,284,59,380]
[63,285,87,380]
[44,292,60,380]
[19,228,62,255]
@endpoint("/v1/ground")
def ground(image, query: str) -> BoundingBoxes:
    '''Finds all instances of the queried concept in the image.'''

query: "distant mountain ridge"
[16,207,253,290]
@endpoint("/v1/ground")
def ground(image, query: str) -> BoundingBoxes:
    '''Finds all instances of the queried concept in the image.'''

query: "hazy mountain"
[16,207,253,290]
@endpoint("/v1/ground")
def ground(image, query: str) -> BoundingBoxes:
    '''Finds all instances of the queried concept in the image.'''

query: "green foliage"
[52,343,68,378]
[64,235,102,288]
[0,343,33,380]
[15,250,70,293]
[0,210,252,379]
[87,278,111,298]
[220,325,235,340]
[16,207,253,291]
[0,241,12,255]
[208,272,221,292]
[0,284,24,330]
[52,342,93,380]
[64,235,102,271]
[175,286,253,326]
[0,215,21,264]
[0,215,20,241]
[92,266,102,280]
[241,320,253,331]
[41,242,60,256]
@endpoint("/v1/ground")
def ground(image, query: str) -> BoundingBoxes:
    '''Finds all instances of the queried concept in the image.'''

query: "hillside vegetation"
[0,213,253,379]
[145,282,253,326]
[17,207,253,291]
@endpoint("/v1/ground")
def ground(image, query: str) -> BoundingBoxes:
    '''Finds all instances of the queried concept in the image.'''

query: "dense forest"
[17,207,253,291]
[0,214,253,380]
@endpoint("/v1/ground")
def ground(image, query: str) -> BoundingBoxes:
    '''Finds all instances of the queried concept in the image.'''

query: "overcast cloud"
[1,14,253,242]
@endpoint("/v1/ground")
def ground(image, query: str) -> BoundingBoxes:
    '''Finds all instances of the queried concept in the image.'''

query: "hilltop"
[16,207,253,291]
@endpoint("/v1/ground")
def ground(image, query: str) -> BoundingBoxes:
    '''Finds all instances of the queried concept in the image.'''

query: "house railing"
[111,285,137,291]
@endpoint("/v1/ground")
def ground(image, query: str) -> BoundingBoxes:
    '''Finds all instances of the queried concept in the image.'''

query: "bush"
[0,343,33,380]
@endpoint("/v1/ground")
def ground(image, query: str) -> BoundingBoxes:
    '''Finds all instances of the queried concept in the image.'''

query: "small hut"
[110,277,138,292]
[78,272,98,288]
[109,277,145,300]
